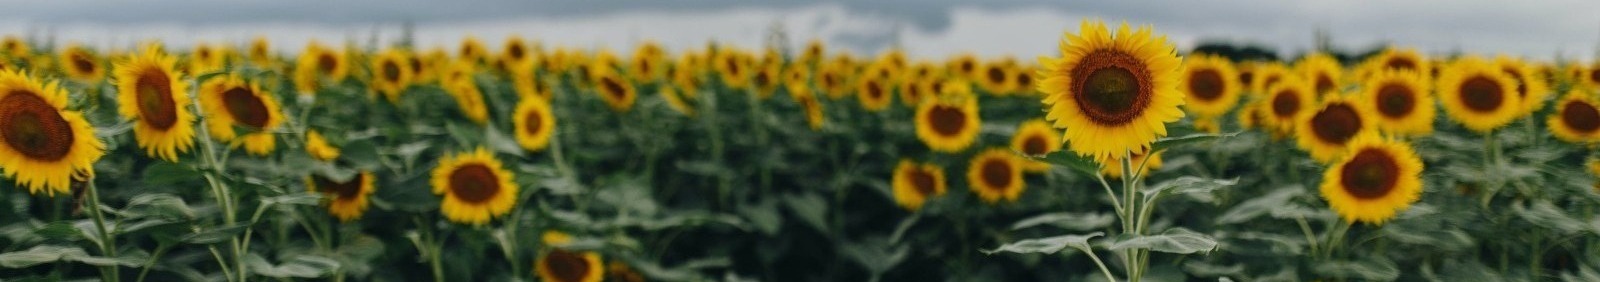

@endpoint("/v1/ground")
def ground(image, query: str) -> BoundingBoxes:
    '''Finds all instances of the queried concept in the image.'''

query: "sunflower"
[501,36,534,68]
[856,74,893,112]
[1361,47,1430,82]
[293,42,349,94]
[0,70,104,196]
[1579,63,1600,90]
[305,130,340,161]
[248,37,273,66]
[968,148,1025,204]
[977,60,1017,95]
[306,171,375,222]
[714,49,749,89]
[782,63,811,98]
[1,36,28,58]
[1360,70,1434,136]
[1250,63,1291,95]
[513,95,557,152]
[1495,56,1551,115]
[114,46,195,162]
[188,43,228,75]
[1296,95,1374,163]
[431,148,517,225]
[199,75,283,156]
[795,92,825,130]
[891,159,947,211]
[459,36,488,64]
[1320,134,1423,225]
[1180,55,1241,117]
[800,39,826,65]
[439,61,489,123]
[1011,119,1062,173]
[630,42,665,82]
[1297,53,1343,97]
[1438,57,1522,133]
[607,262,645,282]
[371,49,415,102]
[914,89,980,153]
[660,86,696,117]
[1014,63,1040,96]
[672,54,706,99]
[899,76,930,107]
[816,61,852,99]
[512,64,551,100]
[1099,149,1163,179]
[1259,76,1314,136]
[1039,20,1186,163]
[1547,91,1600,144]
[59,44,104,82]
[535,247,604,282]
[750,63,780,99]
[949,53,979,80]
[592,69,636,113]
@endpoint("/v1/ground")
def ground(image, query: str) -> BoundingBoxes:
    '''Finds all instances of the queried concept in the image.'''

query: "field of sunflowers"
[2,19,1600,281]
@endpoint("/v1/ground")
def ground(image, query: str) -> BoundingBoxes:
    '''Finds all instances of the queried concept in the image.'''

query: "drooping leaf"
[1216,187,1302,224]
[1106,228,1218,255]
[981,232,1103,255]
[1151,132,1239,153]
[1009,212,1115,231]
[1141,176,1238,199]
[1311,258,1400,281]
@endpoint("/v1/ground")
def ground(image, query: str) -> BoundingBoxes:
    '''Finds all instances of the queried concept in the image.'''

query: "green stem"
[1295,215,1321,255]
[135,243,171,282]
[85,180,120,282]
[414,216,445,282]
[208,246,235,282]
[1082,249,1120,282]
[1094,174,1124,215]
[1324,220,1352,259]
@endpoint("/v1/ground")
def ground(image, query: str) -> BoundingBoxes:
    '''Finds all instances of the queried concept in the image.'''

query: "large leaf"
[245,253,340,278]
[783,193,830,235]
[1151,132,1239,153]
[1513,200,1590,234]
[1311,258,1399,281]
[1106,228,1218,255]
[1141,176,1238,200]
[980,232,1103,255]
[1216,188,1302,224]
[1009,212,1115,231]
[0,245,144,268]
[1017,150,1099,176]
[181,223,248,245]
[121,193,197,220]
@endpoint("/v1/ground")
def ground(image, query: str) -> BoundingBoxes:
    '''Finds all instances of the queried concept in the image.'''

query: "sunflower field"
[2,19,1600,282]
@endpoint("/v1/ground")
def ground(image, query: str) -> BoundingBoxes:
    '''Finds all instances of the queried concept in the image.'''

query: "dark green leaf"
[1151,132,1239,153]
[1106,228,1218,254]
[981,232,1102,255]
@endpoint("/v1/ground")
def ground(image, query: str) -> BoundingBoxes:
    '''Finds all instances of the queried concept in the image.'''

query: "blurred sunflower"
[607,262,646,282]
[535,241,604,282]
[1547,91,1600,144]
[800,39,826,65]
[59,44,104,82]
[188,43,228,75]
[968,148,1025,204]
[1014,63,1040,96]
[782,63,811,97]
[371,49,415,102]
[441,61,490,124]
[1010,119,1062,173]
[891,159,947,211]
[1193,116,1221,134]
[592,69,637,113]
[1039,20,1185,163]
[1180,55,1241,117]
[200,75,283,156]
[248,36,273,66]
[795,92,825,130]
[431,148,517,225]
[750,63,780,99]
[1250,63,1290,96]
[714,49,749,89]
[899,76,930,107]
[1,36,27,58]
[458,36,488,64]
[1361,70,1434,136]
[305,130,340,161]
[914,88,980,153]
[672,54,706,99]
[1259,76,1313,137]
[114,46,195,162]
[855,74,893,112]
[1320,134,1423,225]
[977,60,1017,95]
[0,70,104,196]
[1495,56,1550,115]
[1099,148,1163,179]
[1297,53,1342,97]
[660,86,696,117]
[1438,57,1522,133]
[817,61,852,99]
[512,64,551,100]
[513,96,557,152]
[1296,95,1373,163]
[293,42,349,94]
[501,36,534,68]
[948,53,979,80]
[306,171,375,222]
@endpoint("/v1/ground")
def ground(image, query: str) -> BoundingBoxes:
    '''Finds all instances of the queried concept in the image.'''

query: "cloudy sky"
[1,1,1597,61]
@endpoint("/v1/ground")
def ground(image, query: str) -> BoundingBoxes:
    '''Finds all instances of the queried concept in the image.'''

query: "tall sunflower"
[592,69,637,113]
[513,95,557,152]
[1039,20,1185,163]
[968,148,1025,204]
[1548,91,1600,144]
[1180,54,1241,117]
[1360,70,1434,136]
[1259,76,1314,137]
[0,70,104,196]
[1296,95,1374,163]
[914,86,980,153]
[114,46,195,162]
[891,159,947,211]
[855,74,893,112]
[431,148,517,225]
[782,63,812,99]
[59,44,104,83]
[371,49,415,103]
[1297,53,1343,97]
[1437,57,1522,133]
[1011,119,1062,173]
[1320,134,1423,225]
[1360,47,1430,82]
[306,171,375,222]
[714,49,749,89]
[199,75,283,156]
[948,53,979,80]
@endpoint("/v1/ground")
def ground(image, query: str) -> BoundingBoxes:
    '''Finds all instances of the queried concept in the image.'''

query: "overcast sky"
[1,1,1597,61]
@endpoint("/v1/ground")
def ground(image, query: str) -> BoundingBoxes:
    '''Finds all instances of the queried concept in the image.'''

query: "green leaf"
[1512,200,1589,234]
[1017,150,1100,176]
[94,121,135,139]
[0,245,77,268]
[1106,228,1218,254]
[181,223,248,244]
[839,237,909,276]
[1141,176,1238,200]
[484,125,525,158]
[142,162,199,186]
[783,193,830,235]
[340,141,382,171]
[1151,132,1239,153]
[980,232,1103,255]
[1009,212,1115,231]
[122,193,196,220]
[245,253,340,278]
[32,222,84,241]
[1311,258,1399,281]
[1216,187,1302,224]
[261,193,323,207]
[737,199,783,236]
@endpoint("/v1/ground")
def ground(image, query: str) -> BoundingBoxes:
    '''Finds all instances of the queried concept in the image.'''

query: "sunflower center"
[823,73,839,88]
[754,71,770,87]
[135,68,179,129]
[71,53,96,73]
[1188,69,1225,101]
[1339,148,1400,200]
[1459,75,1504,112]
[1022,135,1048,155]
[1015,72,1033,87]
[317,54,337,73]
[545,250,591,282]
[1589,68,1600,84]
[1314,74,1335,95]
[960,61,974,73]
[509,44,525,61]
[221,87,270,129]
[907,169,937,197]
[926,104,967,137]
[599,76,627,100]
[1385,58,1417,71]
[312,173,365,199]
[1374,83,1415,118]
[1562,100,1600,133]
[1238,71,1254,85]
[866,80,883,98]
[448,163,501,204]
[987,67,1006,84]
[523,109,544,135]
[724,58,740,76]
[381,60,402,82]
[1262,75,1282,90]
[409,57,424,74]
[0,92,74,161]
[1310,103,1362,144]
[638,59,652,75]
[1071,51,1153,126]
[904,83,922,102]
[979,158,1013,191]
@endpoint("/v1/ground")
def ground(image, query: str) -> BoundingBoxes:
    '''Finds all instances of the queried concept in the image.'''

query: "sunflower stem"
[1081,248,1120,282]
[134,242,171,282]
[413,216,446,282]
[85,179,120,282]
[1094,174,1123,215]
[1295,215,1321,256]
